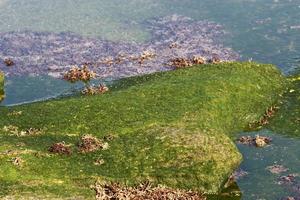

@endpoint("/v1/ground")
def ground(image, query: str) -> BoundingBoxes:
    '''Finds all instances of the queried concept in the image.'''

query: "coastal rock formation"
[0,15,238,79]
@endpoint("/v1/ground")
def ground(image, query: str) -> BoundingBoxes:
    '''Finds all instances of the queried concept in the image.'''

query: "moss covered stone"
[0,62,287,198]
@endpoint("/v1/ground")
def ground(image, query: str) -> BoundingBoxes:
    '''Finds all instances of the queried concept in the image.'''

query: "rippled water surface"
[236,130,300,200]
[0,1,299,199]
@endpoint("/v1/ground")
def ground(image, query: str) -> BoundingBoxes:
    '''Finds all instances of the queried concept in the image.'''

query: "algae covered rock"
[0,62,287,198]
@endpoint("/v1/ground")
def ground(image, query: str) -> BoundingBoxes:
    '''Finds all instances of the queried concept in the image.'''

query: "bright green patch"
[0,62,287,198]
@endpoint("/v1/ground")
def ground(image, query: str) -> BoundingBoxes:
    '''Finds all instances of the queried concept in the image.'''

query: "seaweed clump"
[168,56,220,69]
[238,135,272,147]
[91,180,205,200]
[168,58,193,69]
[64,65,109,95]
[48,142,72,155]
[4,58,14,67]
[82,84,109,95]
[78,135,109,153]
[2,125,42,136]
[63,65,96,83]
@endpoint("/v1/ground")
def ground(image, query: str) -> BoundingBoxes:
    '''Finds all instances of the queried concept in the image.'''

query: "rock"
[266,165,289,174]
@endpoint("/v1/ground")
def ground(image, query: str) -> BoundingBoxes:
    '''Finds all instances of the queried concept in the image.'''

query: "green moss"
[0,72,4,101]
[0,62,287,198]
[268,75,300,137]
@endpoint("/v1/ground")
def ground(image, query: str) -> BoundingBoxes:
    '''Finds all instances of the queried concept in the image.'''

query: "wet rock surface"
[0,15,238,79]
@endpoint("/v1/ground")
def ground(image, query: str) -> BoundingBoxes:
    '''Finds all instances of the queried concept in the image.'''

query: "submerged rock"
[266,164,289,174]
[0,15,238,79]
[279,174,300,200]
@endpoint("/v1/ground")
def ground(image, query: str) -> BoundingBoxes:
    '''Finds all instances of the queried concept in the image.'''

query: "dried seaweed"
[3,58,14,66]
[78,135,109,153]
[81,84,109,95]
[2,125,42,137]
[238,135,272,147]
[48,142,72,155]
[91,180,206,200]
[63,65,96,83]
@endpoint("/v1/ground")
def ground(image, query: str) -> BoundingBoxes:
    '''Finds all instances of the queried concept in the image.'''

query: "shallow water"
[236,130,300,200]
[0,1,299,199]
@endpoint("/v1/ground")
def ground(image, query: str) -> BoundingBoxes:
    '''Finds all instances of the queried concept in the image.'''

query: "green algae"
[0,62,287,198]
[268,75,300,137]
